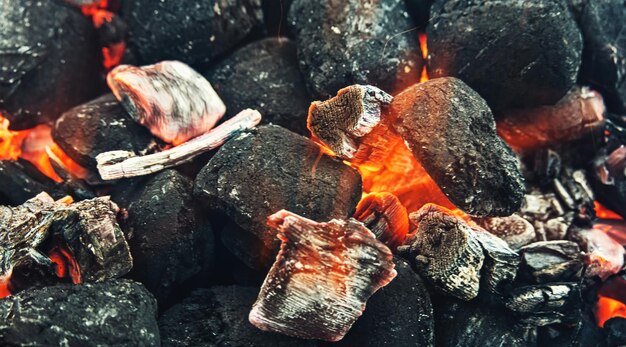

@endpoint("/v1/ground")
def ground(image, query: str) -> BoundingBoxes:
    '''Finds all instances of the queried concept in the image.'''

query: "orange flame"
[595,201,623,220]
[596,277,626,327]
[48,245,82,284]
[418,32,429,83]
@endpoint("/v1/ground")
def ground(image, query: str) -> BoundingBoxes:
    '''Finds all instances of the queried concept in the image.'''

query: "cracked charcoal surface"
[112,169,214,306]
[159,286,314,347]
[288,0,423,99]
[392,78,525,216]
[194,125,362,270]
[427,0,582,111]
[122,0,263,68]
[53,94,157,173]
[0,280,160,346]
[205,38,311,135]
[0,0,102,130]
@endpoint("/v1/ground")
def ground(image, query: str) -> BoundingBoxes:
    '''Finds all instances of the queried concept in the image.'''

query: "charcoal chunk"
[427,0,582,111]
[0,0,102,130]
[53,94,157,173]
[519,241,583,283]
[0,160,66,205]
[194,125,362,270]
[123,0,263,67]
[159,286,314,347]
[0,280,160,346]
[288,0,423,98]
[505,283,581,326]
[112,170,214,305]
[606,317,626,346]
[205,38,311,134]
[391,78,525,216]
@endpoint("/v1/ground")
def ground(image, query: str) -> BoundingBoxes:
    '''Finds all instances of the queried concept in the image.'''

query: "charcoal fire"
[353,192,410,251]
[568,225,625,281]
[249,210,396,342]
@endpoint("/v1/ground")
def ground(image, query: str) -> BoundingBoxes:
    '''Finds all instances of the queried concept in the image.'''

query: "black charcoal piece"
[473,229,519,297]
[53,94,157,172]
[0,0,102,130]
[158,286,315,347]
[391,78,525,216]
[578,0,626,114]
[519,241,583,283]
[505,283,581,326]
[205,38,311,134]
[111,169,214,305]
[288,0,423,98]
[122,0,263,67]
[194,125,362,270]
[427,0,582,111]
[0,280,160,346]
[605,317,626,346]
[0,160,66,205]
[330,258,434,347]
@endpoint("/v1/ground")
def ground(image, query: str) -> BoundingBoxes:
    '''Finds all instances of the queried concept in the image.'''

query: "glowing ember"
[595,201,623,220]
[596,277,626,327]
[418,32,429,83]
[48,245,82,284]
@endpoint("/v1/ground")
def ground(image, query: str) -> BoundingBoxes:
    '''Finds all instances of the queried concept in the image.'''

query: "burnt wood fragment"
[288,0,423,98]
[519,241,584,284]
[0,0,102,130]
[0,160,66,205]
[353,192,410,251]
[0,280,160,346]
[475,214,536,250]
[194,125,362,270]
[392,78,525,216]
[159,286,315,347]
[427,0,582,111]
[473,228,519,296]
[122,0,263,67]
[505,283,581,326]
[205,38,311,135]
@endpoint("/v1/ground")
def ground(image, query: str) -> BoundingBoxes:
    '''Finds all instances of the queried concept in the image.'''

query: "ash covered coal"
[288,0,423,98]
[194,125,361,270]
[0,0,102,130]
[205,38,311,135]
[0,280,160,346]
[427,0,582,111]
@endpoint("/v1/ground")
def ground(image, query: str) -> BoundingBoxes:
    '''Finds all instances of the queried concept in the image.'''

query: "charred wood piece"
[107,60,226,144]
[96,109,261,180]
[567,226,625,280]
[475,214,536,250]
[249,210,396,342]
[505,283,581,326]
[519,241,584,284]
[473,229,519,296]
[353,192,410,251]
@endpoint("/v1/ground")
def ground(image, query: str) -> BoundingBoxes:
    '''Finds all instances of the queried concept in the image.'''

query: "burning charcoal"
[475,214,536,250]
[403,204,485,300]
[0,160,66,205]
[288,0,423,98]
[122,0,263,67]
[111,170,214,305]
[0,0,102,130]
[353,192,410,251]
[205,38,311,134]
[53,94,157,173]
[568,226,625,280]
[519,241,584,283]
[593,147,626,219]
[497,86,605,150]
[333,258,435,347]
[392,78,525,216]
[159,286,314,346]
[249,210,397,341]
[0,280,160,346]
[194,125,362,270]
[107,60,226,144]
[473,229,519,297]
[427,0,582,111]
[605,317,626,346]
[505,283,581,326]
[578,0,626,114]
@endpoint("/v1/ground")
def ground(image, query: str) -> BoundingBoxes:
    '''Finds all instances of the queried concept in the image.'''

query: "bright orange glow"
[48,245,82,284]
[0,115,29,160]
[354,192,409,249]
[103,42,126,69]
[418,32,429,83]
[0,270,12,298]
[595,201,623,220]
[596,277,626,327]
[47,143,89,180]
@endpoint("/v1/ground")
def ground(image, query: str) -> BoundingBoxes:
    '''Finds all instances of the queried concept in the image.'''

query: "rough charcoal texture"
[159,286,314,347]
[519,241,583,283]
[427,0,582,111]
[0,280,160,346]
[122,0,263,68]
[112,169,213,305]
[330,258,434,347]
[0,0,102,130]
[205,38,311,134]
[194,125,362,270]
[504,283,581,326]
[473,229,519,297]
[53,94,157,172]
[475,214,535,250]
[288,0,423,98]
[0,160,66,205]
[353,192,410,251]
[578,0,626,114]
[392,78,525,216]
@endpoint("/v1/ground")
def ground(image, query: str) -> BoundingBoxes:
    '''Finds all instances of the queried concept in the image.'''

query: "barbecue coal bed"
[1,0,626,346]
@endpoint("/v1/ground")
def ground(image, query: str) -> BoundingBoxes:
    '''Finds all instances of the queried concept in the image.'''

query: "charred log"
[353,192,410,251]
[475,214,536,250]
[519,241,584,284]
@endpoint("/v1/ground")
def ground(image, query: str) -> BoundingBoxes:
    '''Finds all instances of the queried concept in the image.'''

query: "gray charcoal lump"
[53,94,157,172]
[288,0,423,98]
[392,78,525,216]
[0,0,102,130]
[122,0,263,68]
[427,0,582,111]
[205,38,311,134]
[159,286,315,347]
[0,280,160,346]
[194,125,362,270]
